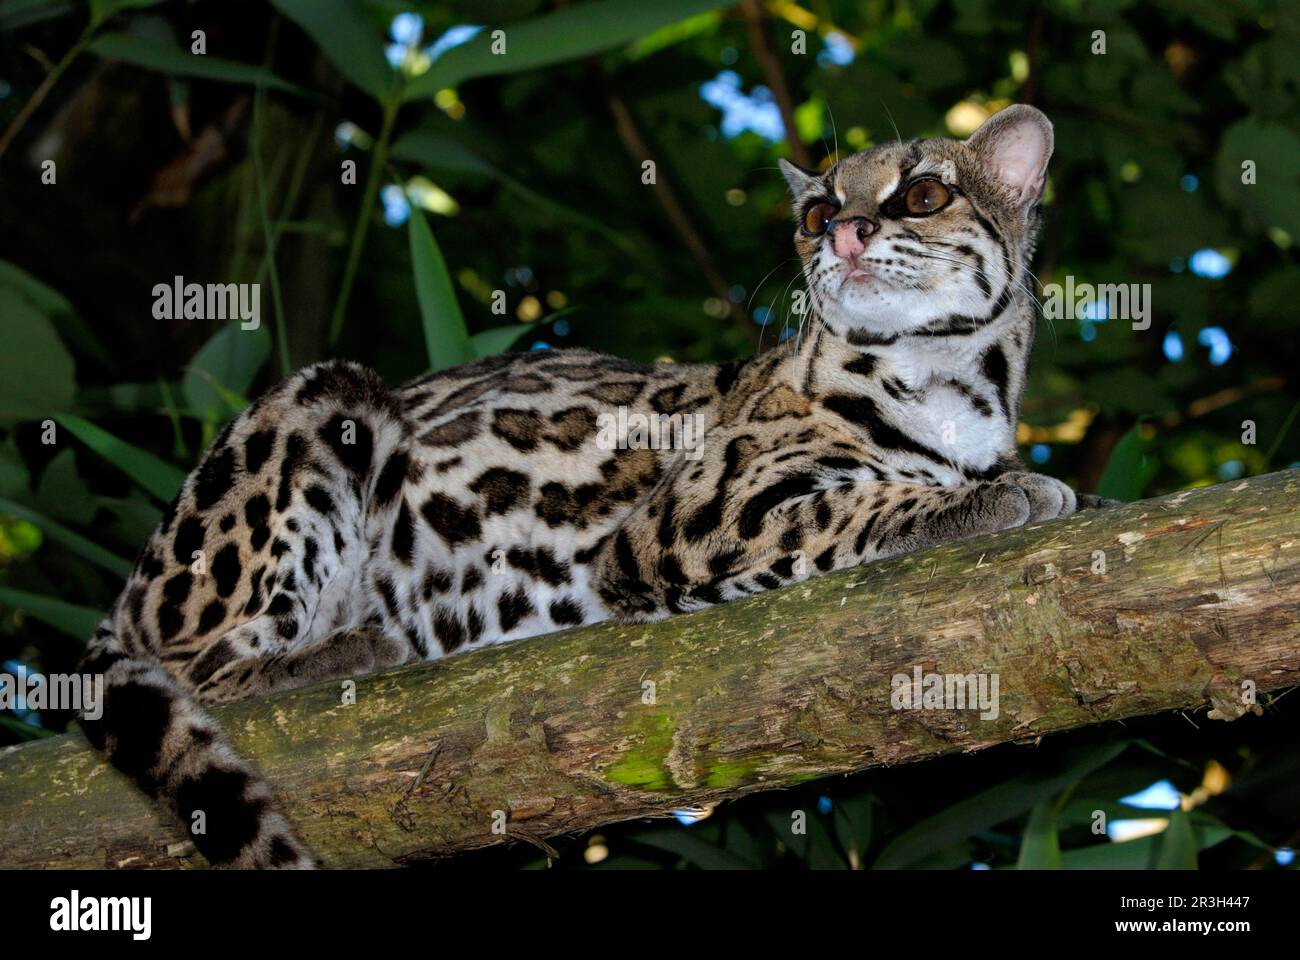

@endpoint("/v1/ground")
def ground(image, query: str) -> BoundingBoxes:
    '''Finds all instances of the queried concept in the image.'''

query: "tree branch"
[2,470,1298,869]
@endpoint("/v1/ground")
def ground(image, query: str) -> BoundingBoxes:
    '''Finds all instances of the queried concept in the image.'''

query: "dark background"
[1,0,1297,869]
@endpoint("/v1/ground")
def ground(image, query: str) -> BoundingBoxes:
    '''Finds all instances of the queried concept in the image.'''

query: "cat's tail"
[77,619,314,869]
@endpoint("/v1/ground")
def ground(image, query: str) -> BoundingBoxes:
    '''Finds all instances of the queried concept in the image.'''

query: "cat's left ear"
[965,104,1053,206]
[778,158,820,198]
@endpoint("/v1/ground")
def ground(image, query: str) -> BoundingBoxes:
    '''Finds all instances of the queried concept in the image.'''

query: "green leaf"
[0,586,102,639]
[1016,800,1062,869]
[55,413,185,502]
[873,739,1128,869]
[1215,118,1300,240]
[0,714,59,740]
[1097,423,1144,502]
[407,205,472,372]
[269,0,393,99]
[1155,809,1199,870]
[391,130,636,253]
[469,324,533,360]
[1059,825,1232,870]
[405,0,733,100]
[0,0,78,31]
[0,259,112,366]
[88,32,306,95]
[390,129,499,178]
[0,289,76,425]
[181,322,270,424]
[0,496,132,579]
[625,826,760,869]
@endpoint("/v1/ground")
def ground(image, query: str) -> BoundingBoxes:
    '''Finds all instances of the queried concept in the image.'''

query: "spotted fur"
[78,105,1107,868]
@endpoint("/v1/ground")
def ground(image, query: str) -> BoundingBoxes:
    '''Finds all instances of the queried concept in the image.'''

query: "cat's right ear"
[779,158,820,198]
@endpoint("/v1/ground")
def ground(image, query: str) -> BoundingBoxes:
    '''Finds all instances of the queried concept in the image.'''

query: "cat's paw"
[992,471,1078,522]
[368,629,415,669]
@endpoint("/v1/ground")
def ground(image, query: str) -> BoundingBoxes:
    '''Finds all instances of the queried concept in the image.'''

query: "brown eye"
[803,201,838,235]
[903,179,952,215]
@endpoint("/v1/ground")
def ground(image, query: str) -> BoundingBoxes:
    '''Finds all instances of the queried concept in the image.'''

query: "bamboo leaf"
[407,204,472,372]
[55,414,185,502]
[873,739,1128,869]
[88,32,306,94]
[0,258,112,366]
[0,714,59,740]
[404,0,732,101]
[0,586,101,639]
[269,0,393,99]
[0,496,132,578]
[0,289,76,425]
[1155,809,1199,869]
[1016,799,1063,869]
[469,324,533,360]
[181,322,270,424]
[1097,423,1145,502]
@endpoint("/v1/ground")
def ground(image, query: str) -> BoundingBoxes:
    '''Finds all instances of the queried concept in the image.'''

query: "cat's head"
[779,104,1052,341]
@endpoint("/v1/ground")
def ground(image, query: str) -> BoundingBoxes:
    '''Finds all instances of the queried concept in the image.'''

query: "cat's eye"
[903,178,952,215]
[803,201,839,236]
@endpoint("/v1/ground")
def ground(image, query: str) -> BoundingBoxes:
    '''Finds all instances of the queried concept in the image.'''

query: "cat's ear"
[778,158,820,198]
[965,104,1053,205]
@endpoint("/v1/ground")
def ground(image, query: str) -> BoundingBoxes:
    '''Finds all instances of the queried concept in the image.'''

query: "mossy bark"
[2,470,1298,869]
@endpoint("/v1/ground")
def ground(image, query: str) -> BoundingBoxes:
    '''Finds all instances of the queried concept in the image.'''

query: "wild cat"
[78,104,1106,867]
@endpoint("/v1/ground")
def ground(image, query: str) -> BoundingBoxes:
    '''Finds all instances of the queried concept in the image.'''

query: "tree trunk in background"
[1,470,1297,869]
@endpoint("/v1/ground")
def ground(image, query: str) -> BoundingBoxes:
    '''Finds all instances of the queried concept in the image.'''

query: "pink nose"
[831,218,877,261]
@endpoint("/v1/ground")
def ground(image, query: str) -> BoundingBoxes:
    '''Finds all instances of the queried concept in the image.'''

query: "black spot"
[276,432,308,512]
[771,556,796,578]
[469,467,531,515]
[433,608,466,652]
[373,450,410,507]
[84,680,172,789]
[981,344,1010,413]
[244,429,276,474]
[190,639,237,684]
[173,515,206,566]
[461,566,483,592]
[212,543,241,598]
[844,353,877,377]
[244,566,266,616]
[392,500,415,564]
[320,414,374,476]
[194,447,235,511]
[266,593,294,616]
[738,474,818,539]
[197,600,227,635]
[714,358,746,395]
[823,394,949,464]
[162,570,193,605]
[268,835,302,868]
[420,493,482,546]
[136,548,164,580]
[466,606,485,643]
[174,767,265,866]
[303,537,318,581]
[549,598,584,625]
[304,484,336,516]
[219,513,236,533]
[497,589,535,633]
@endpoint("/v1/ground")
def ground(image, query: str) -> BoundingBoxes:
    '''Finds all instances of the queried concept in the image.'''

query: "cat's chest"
[873,349,1011,475]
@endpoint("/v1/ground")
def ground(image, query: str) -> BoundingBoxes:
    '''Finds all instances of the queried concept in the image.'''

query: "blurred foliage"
[0,0,1297,869]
